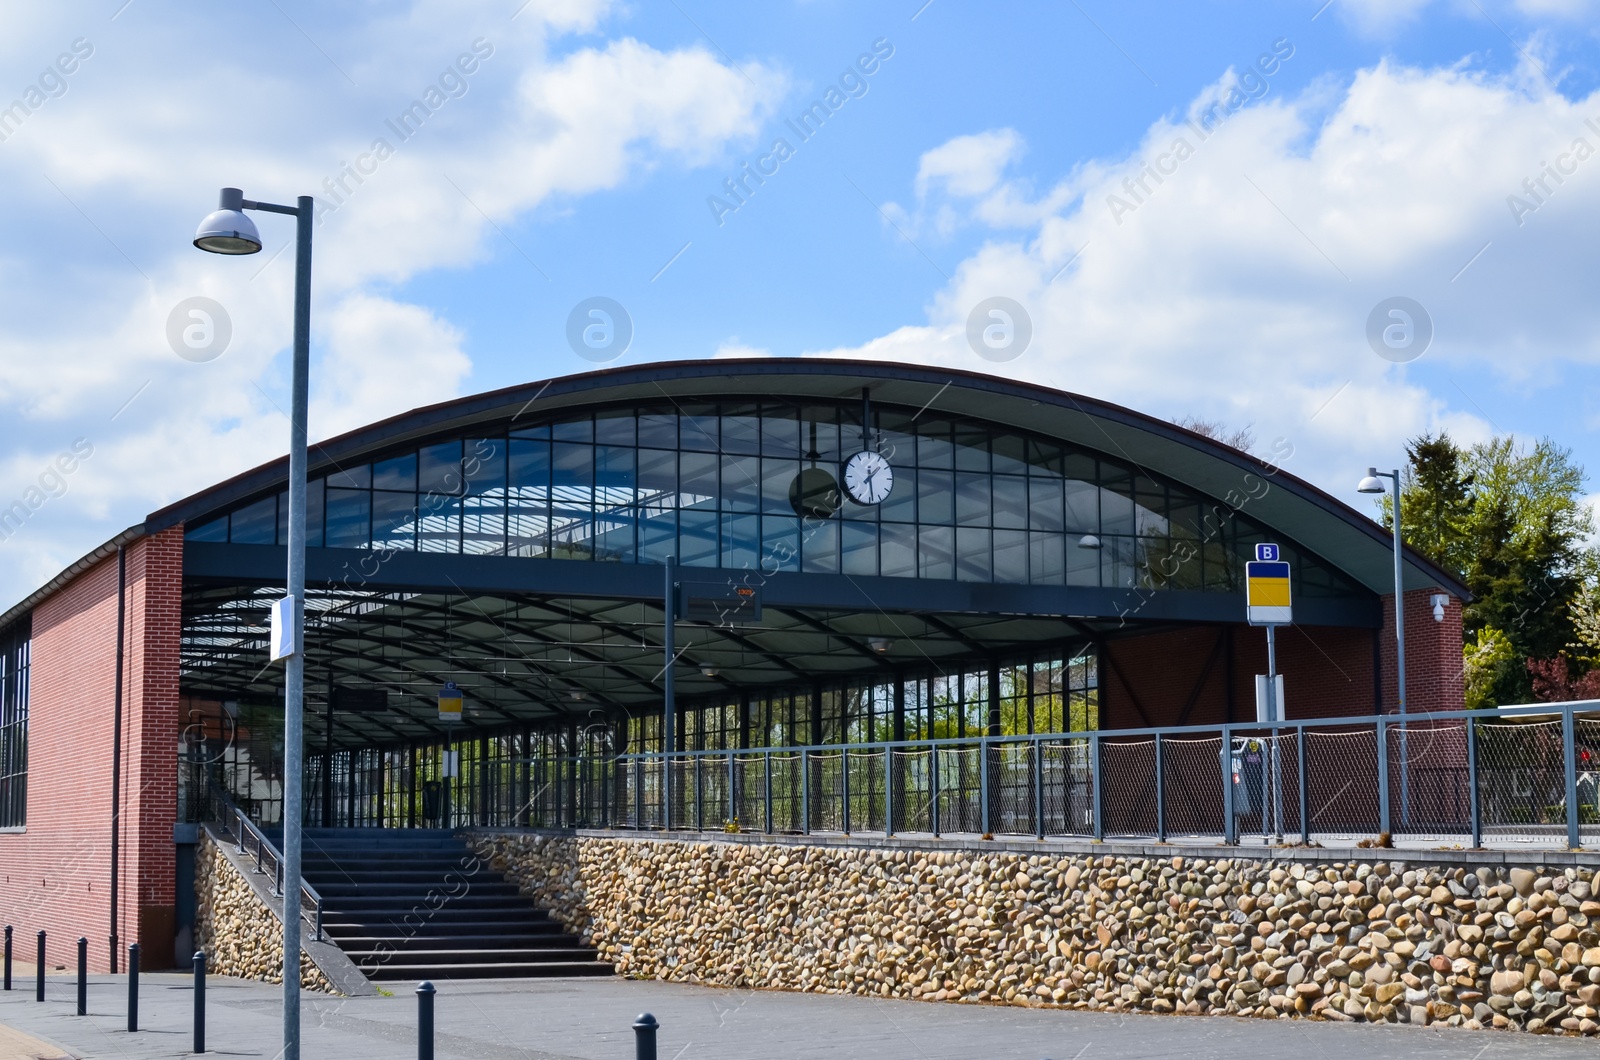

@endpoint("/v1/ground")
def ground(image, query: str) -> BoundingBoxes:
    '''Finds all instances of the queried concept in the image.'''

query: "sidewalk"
[4,972,1600,1060]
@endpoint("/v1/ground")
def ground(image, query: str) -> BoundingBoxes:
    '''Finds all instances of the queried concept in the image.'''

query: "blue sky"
[2,0,1600,606]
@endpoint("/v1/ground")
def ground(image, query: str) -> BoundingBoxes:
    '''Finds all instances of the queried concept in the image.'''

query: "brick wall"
[0,526,183,971]
[1380,587,1465,713]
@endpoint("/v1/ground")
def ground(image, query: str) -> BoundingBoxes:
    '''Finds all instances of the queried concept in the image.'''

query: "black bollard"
[35,930,44,1002]
[4,924,11,990]
[193,951,207,1053]
[77,937,87,1015]
[126,943,139,1032]
[416,981,435,1060]
[633,1013,658,1060]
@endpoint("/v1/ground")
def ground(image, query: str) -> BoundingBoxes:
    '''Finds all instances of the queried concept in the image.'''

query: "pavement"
[4,973,1600,1060]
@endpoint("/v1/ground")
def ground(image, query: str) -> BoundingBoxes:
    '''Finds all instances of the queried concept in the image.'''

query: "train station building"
[0,358,1468,972]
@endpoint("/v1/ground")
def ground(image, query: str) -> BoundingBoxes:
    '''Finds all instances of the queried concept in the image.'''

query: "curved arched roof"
[144,358,1465,599]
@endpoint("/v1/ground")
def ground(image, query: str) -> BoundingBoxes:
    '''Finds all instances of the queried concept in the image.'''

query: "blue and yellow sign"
[1245,551,1292,626]
[438,680,464,724]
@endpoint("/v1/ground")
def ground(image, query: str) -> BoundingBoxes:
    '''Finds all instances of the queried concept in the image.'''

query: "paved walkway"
[3,973,1599,1060]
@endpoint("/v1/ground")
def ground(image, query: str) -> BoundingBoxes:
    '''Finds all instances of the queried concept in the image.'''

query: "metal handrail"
[207,780,325,942]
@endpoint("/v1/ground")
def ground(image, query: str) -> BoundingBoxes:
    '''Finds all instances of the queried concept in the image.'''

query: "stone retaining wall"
[194,831,333,992]
[472,832,1600,1035]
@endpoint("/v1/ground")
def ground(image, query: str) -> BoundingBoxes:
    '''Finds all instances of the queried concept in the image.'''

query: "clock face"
[843,450,893,505]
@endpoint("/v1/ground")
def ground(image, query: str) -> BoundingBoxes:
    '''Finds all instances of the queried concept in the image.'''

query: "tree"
[1388,432,1596,705]
[1173,416,1254,454]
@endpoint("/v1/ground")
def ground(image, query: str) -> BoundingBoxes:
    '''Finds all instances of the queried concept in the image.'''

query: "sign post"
[1245,543,1291,844]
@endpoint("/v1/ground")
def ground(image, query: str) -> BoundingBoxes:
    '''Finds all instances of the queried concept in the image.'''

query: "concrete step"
[363,960,613,981]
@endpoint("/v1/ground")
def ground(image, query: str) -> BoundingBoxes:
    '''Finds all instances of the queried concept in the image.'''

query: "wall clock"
[843,451,893,505]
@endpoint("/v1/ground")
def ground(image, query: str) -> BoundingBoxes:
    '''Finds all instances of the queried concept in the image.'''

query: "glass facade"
[0,621,29,828]
[184,401,1359,597]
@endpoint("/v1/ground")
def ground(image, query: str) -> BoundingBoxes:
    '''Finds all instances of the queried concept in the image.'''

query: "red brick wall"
[1380,587,1465,713]
[0,526,183,972]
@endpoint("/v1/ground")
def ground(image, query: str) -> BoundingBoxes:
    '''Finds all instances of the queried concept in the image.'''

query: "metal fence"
[516,702,1600,850]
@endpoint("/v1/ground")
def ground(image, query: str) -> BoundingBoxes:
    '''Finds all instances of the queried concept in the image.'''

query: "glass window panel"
[916,421,953,468]
[1030,532,1064,585]
[955,472,989,526]
[761,459,799,515]
[877,467,913,523]
[550,501,591,559]
[722,455,761,512]
[552,442,592,493]
[1135,477,1168,537]
[420,441,464,496]
[680,451,719,509]
[722,406,760,455]
[679,510,718,567]
[595,445,636,508]
[1100,470,1135,534]
[638,411,677,449]
[763,406,801,457]
[1169,498,1200,540]
[230,496,276,544]
[595,410,635,446]
[1066,534,1100,586]
[373,490,418,550]
[509,438,550,488]
[463,490,507,555]
[1029,477,1064,532]
[954,424,988,472]
[994,529,1029,583]
[325,488,370,548]
[1204,539,1233,590]
[638,505,675,564]
[956,527,991,582]
[842,521,878,576]
[801,408,841,462]
[680,405,719,452]
[509,422,550,440]
[306,477,324,547]
[417,494,460,553]
[761,515,800,572]
[1164,539,1203,589]
[1103,534,1138,588]
[1027,439,1064,475]
[1064,479,1098,533]
[464,439,506,495]
[186,516,227,542]
[326,463,370,489]
[372,453,416,491]
[993,475,1028,529]
[721,513,759,570]
[637,447,675,499]
[992,434,1027,475]
[918,525,954,580]
[918,470,953,525]
[801,516,839,573]
[592,501,634,562]
[552,416,593,443]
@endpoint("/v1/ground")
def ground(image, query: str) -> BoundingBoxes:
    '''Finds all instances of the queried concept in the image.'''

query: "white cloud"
[819,55,1600,495]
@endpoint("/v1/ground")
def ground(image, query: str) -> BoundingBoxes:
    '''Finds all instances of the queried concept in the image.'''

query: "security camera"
[1430,594,1449,623]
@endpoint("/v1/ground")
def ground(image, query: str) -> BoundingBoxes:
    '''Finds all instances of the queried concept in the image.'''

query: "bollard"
[77,937,87,1015]
[416,980,435,1060]
[35,931,44,1002]
[126,943,139,1032]
[4,924,11,990]
[633,1012,658,1060]
[193,951,207,1053]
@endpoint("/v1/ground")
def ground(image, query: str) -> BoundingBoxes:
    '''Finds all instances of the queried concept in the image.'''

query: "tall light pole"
[194,187,312,1060]
[1357,466,1407,825]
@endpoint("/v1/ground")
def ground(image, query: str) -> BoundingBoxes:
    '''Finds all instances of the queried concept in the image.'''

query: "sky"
[2,0,1600,608]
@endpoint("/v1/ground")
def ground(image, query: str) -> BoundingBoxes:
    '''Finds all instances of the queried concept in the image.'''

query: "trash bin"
[422,779,442,825]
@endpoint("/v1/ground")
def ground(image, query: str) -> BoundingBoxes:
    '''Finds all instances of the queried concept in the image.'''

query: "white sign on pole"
[269,595,297,661]
[1254,674,1285,724]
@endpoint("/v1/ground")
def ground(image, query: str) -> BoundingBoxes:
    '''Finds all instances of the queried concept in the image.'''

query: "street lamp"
[1357,466,1408,824]
[194,186,312,1060]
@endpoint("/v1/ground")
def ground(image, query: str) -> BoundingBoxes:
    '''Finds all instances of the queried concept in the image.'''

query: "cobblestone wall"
[194,832,333,992]
[473,832,1600,1035]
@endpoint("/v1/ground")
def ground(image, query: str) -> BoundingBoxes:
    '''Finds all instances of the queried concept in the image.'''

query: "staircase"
[296,828,611,981]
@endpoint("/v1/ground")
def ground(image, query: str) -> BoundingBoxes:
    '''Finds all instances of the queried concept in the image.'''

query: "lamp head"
[700,665,719,678]
[1077,534,1102,550]
[194,188,261,255]
[868,637,893,654]
[1356,467,1386,494]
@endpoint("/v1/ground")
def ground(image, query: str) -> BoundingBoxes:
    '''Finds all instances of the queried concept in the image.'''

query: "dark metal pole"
[110,544,126,973]
[4,924,11,989]
[1297,725,1310,845]
[1564,705,1581,850]
[77,937,87,1015]
[35,931,44,1002]
[193,951,207,1053]
[1467,717,1481,848]
[126,942,139,1030]
[633,1012,658,1060]
[1154,733,1165,843]
[663,556,676,830]
[416,981,435,1060]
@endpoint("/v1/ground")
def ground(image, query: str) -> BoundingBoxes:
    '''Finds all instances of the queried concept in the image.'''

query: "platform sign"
[438,681,463,724]
[679,581,762,625]
[1246,545,1292,626]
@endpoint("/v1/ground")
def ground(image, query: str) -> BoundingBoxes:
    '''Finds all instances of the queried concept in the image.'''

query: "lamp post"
[1357,466,1408,825]
[194,187,312,1060]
